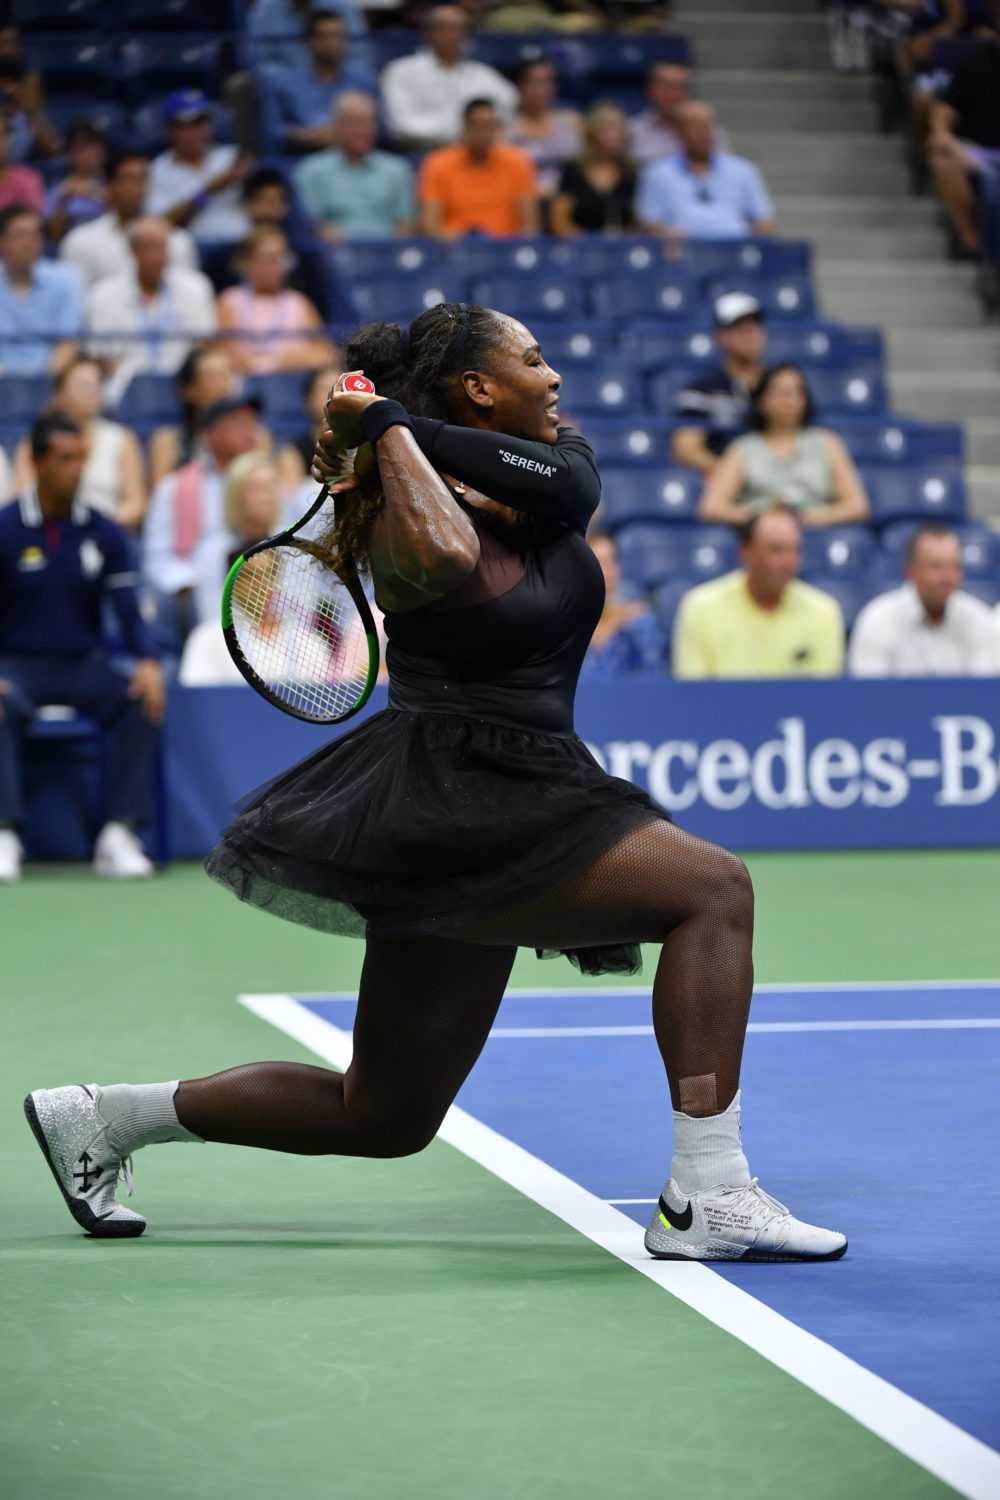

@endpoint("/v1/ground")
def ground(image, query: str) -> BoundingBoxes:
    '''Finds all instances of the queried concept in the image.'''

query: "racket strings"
[229,544,373,721]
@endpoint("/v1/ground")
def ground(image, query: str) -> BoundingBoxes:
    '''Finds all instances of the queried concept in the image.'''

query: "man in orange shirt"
[418,99,539,239]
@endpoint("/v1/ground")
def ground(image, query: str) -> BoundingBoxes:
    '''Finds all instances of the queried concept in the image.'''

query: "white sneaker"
[24,1085,146,1238]
[0,828,22,881]
[93,821,154,878]
[645,1178,848,1262]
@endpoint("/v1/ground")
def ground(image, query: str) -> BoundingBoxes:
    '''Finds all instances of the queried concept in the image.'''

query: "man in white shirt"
[142,394,262,634]
[147,90,252,245]
[380,5,518,152]
[849,524,998,677]
[60,150,197,291]
[86,217,217,407]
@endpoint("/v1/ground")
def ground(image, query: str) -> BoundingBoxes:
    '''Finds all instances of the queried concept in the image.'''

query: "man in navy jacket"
[0,413,165,881]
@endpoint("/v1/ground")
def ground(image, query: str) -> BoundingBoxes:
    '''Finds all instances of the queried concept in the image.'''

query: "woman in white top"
[12,356,147,528]
[698,364,870,530]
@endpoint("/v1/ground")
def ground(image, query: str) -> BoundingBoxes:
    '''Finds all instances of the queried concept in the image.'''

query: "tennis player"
[26,303,846,1262]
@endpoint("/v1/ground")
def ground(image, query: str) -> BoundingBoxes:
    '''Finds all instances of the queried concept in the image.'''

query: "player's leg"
[448,820,846,1262]
[25,938,515,1237]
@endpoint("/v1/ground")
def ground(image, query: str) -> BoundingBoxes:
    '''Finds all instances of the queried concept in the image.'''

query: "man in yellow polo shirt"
[673,507,844,678]
[419,98,539,239]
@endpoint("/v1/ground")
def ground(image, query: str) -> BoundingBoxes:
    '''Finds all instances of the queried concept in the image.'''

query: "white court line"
[295,979,1000,1003]
[240,991,1000,1500]
[488,1019,1000,1037]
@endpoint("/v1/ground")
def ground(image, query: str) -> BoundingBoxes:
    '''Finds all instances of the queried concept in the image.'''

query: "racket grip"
[342,375,376,394]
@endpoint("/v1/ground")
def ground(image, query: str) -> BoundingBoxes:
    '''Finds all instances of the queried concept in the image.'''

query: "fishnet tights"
[175,821,753,1154]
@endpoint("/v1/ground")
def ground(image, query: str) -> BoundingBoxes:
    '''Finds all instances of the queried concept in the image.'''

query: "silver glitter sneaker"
[25,1085,146,1238]
[644,1177,847,1262]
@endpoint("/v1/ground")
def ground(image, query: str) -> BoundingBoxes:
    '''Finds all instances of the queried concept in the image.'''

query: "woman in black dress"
[26,303,846,1263]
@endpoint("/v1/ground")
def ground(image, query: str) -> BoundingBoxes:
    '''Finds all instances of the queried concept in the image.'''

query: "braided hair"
[316,302,507,576]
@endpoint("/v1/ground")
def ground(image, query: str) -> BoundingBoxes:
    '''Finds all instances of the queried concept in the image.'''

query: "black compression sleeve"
[407,419,601,529]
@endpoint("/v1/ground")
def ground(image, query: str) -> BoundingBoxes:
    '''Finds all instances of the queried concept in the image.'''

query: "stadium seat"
[466,33,560,74]
[574,236,668,277]
[245,373,307,427]
[589,272,698,322]
[116,0,237,29]
[599,466,700,529]
[806,368,888,418]
[839,419,964,467]
[539,330,618,367]
[0,375,52,436]
[559,367,643,416]
[563,32,691,102]
[328,239,447,280]
[113,374,181,434]
[616,522,737,591]
[469,277,587,322]
[580,416,674,465]
[707,273,816,322]
[685,238,812,287]
[800,525,878,579]
[862,465,967,525]
[118,36,225,102]
[621,323,715,373]
[801,576,878,634]
[21,35,118,94]
[962,578,1000,609]
[880,521,999,578]
[13,0,93,31]
[451,237,583,278]
[351,275,463,326]
[45,96,129,142]
[768,324,884,370]
[651,578,692,652]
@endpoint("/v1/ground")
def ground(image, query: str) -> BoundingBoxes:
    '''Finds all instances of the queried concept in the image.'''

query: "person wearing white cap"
[671,292,767,475]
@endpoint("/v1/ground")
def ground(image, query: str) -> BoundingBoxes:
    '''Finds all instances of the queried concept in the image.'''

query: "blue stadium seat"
[559,367,644,416]
[806,368,888,418]
[574,236,668,277]
[539,330,618,367]
[14,0,93,31]
[839,419,963,467]
[466,33,560,74]
[651,578,692,652]
[647,363,715,411]
[245,373,307,427]
[451,237,583,278]
[0,375,52,435]
[22,36,118,94]
[564,32,691,102]
[469,277,587,322]
[880,521,999,578]
[685,238,812,288]
[801,525,878,580]
[768,324,884,370]
[801,576,878,634]
[599,466,700,529]
[116,0,237,29]
[707,273,816,322]
[368,30,425,71]
[621,323,715,373]
[580,416,674,465]
[862,465,967,525]
[962,578,1000,609]
[45,96,129,143]
[118,36,225,102]
[589,272,698,322]
[113,374,181,434]
[351,276,463,326]
[328,240,447,281]
[616,523,737,591]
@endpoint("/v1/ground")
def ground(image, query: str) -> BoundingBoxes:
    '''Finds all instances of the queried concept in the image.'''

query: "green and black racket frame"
[221,481,380,725]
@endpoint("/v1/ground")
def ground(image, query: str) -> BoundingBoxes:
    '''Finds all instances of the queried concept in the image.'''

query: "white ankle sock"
[97,1081,203,1154]
[670,1089,751,1194]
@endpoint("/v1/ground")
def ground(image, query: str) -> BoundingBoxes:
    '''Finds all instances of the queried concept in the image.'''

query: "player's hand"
[128,658,166,725]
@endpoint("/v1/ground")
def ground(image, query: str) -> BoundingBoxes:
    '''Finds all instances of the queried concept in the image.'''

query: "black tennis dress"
[205,412,667,974]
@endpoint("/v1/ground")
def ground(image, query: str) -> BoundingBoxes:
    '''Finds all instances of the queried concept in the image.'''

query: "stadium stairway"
[675,0,1000,531]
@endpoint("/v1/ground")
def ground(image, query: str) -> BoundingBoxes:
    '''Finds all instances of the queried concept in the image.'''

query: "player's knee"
[699,850,754,930]
[361,1107,442,1159]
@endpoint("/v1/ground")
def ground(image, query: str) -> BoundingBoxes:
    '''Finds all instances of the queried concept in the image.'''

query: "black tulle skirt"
[205,707,668,975]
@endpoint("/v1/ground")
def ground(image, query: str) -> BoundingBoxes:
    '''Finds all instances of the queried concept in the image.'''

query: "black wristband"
[359,399,414,447]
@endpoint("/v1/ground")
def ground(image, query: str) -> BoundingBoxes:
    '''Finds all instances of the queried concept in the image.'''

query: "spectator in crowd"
[381,5,519,152]
[149,346,244,485]
[267,8,377,154]
[0,112,43,215]
[698,364,871,528]
[10,357,146,530]
[247,0,368,71]
[60,150,198,292]
[419,99,539,239]
[926,31,1000,257]
[506,59,583,201]
[550,103,638,236]
[0,50,58,164]
[216,226,336,375]
[0,206,81,378]
[45,121,107,244]
[277,362,343,487]
[630,60,730,166]
[294,91,416,240]
[147,91,252,246]
[637,100,776,241]
[242,167,293,232]
[580,533,663,677]
[672,293,769,475]
[476,0,606,27]
[673,507,845,679]
[178,452,286,685]
[142,393,263,635]
[86,217,218,408]
[849,523,998,675]
[0,413,165,883]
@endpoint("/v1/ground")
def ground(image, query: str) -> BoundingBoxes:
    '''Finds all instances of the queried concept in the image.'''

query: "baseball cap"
[163,88,212,124]
[714,292,764,328]
[202,394,263,427]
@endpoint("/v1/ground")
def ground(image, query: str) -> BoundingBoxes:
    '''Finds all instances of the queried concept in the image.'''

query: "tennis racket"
[221,377,380,724]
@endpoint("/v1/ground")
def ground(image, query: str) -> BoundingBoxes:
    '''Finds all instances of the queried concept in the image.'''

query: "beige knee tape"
[678,1073,718,1115]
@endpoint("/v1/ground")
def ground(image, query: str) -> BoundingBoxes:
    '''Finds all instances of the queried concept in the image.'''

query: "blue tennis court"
[293,980,1000,1453]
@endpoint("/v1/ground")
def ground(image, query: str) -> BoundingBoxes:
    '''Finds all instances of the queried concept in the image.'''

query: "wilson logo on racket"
[343,375,376,393]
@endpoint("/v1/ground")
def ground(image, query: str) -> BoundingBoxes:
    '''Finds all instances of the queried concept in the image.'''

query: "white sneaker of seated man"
[93,821,154,878]
[0,828,22,882]
[644,1090,847,1262]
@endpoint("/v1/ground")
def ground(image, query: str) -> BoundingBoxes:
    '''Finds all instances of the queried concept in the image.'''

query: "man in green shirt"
[673,507,844,678]
[293,91,416,240]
